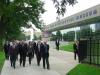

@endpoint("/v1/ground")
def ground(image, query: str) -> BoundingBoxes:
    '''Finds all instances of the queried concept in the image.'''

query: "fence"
[78,38,100,66]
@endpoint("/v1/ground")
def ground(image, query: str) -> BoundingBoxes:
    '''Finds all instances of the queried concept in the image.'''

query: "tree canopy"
[56,30,62,40]
[0,0,45,40]
[52,0,77,16]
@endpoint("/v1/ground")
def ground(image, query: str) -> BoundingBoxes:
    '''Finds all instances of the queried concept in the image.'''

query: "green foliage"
[26,35,30,40]
[56,30,62,40]
[0,0,45,49]
[67,64,100,75]
[38,35,42,40]
[50,33,57,41]
[17,33,27,40]
[34,34,37,40]
[77,27,93,39]
[63,31,75,41]
[52,0,77,16]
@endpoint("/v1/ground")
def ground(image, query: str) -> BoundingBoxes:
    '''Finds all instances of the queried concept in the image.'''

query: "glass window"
[76,16,79,20]
[93,10,97,14]
[80,15,82,18]
[89,11,92,16]
[86,12,88,17]
[83,14,85,18]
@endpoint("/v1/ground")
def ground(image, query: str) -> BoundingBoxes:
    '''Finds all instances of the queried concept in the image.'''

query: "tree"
[52,0,77,16]
[0,0,45,50]
[63,33,67,41]
[34,34,37,40]
[63,31,75,41]
[0,0,45,38]
[79,27,93,39]
[56,30,62,40]
[50,33,57,41]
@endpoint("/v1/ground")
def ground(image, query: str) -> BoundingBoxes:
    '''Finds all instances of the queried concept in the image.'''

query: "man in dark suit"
[41,41,50,70]
[35,41,43,66]
[22,42,28,66]
[9,42,17,69]
[32,41,36,58]
[55,39,60,50]
[4,41,10,59]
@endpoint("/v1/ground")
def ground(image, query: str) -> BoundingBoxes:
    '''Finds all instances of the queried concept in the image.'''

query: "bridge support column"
[42,31,52,41]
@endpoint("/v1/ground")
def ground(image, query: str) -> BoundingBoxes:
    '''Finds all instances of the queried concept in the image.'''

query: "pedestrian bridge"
[43,4,100,32]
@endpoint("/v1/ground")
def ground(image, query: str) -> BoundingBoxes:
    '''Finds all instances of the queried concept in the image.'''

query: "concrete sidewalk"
[1,49,78,75]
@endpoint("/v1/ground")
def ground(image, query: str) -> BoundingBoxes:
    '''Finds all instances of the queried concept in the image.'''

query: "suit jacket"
[41,44,49,57]
[36,43,44,56]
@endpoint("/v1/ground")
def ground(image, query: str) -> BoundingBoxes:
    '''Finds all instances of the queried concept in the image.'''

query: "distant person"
[18,42,23,66]
[73,41,79,60]
[32,41,36,58]
[9,42,17,69]
[27,42,33,65]
[42,41,50,69]
[36,41,42,66]
[4,41,10,59]
[55,39,60,50]
[21,42,28,67]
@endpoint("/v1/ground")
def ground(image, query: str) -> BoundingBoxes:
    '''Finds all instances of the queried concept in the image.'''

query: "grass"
[60,42,74,52]
[67,63,100,75]
[0,51,5,73]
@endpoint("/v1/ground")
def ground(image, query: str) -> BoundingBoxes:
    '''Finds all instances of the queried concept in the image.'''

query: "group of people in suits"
[4,40,50,70]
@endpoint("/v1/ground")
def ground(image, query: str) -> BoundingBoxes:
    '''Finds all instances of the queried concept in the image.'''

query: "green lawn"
[67,64,100,75]
[0,51,5,73]
[60,43,74,52]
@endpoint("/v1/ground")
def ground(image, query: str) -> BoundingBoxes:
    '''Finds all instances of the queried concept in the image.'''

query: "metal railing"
[78,38,100,66]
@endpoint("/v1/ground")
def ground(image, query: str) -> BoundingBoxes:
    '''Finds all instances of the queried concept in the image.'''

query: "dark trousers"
[43,56,50,69]
[10,56,16,69]
[36,53,41,66]
[28,53,32,65]
[74,52,77,60]
[20,55,26,67]
[29,56,32,65]
[56,45,59,50]
[74,52,81,63]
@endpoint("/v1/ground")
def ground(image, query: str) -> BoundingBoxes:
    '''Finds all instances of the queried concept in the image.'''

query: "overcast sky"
[41,0,100,25]
[28,0,100,40]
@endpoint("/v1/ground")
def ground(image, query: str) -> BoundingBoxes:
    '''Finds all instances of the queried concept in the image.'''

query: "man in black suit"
[36,41,43,66]
[55,39,60,50]
[4,41,10,59]
[32,41,36,58]
[41,41,50,69]
[9,42,17,69]
[22,42,28,66]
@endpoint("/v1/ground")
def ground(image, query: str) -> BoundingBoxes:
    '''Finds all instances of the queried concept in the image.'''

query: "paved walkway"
[1,49,78,75]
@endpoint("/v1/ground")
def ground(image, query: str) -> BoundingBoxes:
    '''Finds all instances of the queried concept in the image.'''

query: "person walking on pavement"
[9,42,17,69]
[36,41,42,66]
[73,41,79,60]
[31,41,36,58]
[55,39,60,50]
[21,42,28,67]
[42,41,50,69]
[18,42,23,66]
[27,42,33,65]
[4,41,10,60]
